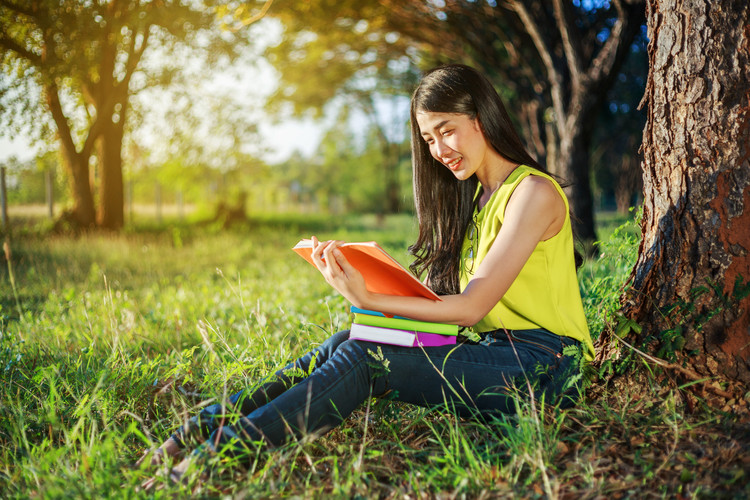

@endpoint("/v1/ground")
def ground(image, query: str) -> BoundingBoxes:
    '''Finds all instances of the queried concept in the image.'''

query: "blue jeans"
[172,328,581,459]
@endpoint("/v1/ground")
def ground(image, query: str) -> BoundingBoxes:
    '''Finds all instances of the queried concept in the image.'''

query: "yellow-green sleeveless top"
[459,165,594,359]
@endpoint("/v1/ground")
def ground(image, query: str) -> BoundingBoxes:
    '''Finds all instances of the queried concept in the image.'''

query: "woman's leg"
[372,328,582,417]
[138,330,352,465]
[192,329,581,461]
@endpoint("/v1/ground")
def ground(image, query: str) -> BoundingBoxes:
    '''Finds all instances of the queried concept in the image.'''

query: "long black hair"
[408,64,549,295]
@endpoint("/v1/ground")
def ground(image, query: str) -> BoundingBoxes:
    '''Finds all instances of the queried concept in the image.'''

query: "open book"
[292,239,441,301]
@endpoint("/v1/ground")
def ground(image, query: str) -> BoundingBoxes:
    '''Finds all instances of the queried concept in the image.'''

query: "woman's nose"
[434,139,450,158]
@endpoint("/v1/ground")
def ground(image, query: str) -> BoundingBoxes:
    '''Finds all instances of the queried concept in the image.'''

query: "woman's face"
[416,111,490,181]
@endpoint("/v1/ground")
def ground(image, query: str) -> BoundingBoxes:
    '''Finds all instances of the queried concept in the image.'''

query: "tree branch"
[44,80,80,160]
[0,31,42,66]
[507,0,566,131]
[552,0,584,90]
[587,0,642,85]
[0,0,35,19]
[238,0,274,29]
[121,25,151,90]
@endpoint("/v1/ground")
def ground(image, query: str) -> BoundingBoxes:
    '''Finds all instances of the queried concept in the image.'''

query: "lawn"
[1,212,748,498]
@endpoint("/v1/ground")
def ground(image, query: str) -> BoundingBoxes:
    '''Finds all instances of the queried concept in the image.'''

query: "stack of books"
[293,239,457,347]
[349,307,458,347]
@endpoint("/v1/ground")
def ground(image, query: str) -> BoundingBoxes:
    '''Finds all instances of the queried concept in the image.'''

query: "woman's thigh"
[369,331,578,416]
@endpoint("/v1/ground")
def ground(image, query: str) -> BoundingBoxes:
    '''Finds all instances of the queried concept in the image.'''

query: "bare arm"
[312,176,566,327]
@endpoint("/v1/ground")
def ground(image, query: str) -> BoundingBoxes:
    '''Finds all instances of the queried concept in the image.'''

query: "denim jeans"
[171,328,581,460]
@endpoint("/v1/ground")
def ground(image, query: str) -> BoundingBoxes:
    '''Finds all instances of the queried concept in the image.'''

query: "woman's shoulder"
[507,174,568,239]
[511,175,564,211]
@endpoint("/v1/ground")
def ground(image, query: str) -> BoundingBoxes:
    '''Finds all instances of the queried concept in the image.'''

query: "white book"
[349,323,456,348]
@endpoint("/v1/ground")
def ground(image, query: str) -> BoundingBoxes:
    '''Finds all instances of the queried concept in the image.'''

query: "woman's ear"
[473,117,491,142]
[472,115,485,134]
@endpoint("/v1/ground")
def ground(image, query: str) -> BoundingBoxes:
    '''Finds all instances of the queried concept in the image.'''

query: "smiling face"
[416,111,491,181]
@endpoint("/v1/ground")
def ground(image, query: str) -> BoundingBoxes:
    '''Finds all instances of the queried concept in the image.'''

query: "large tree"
[265,0,645,242]
[618,0,750,389]
[0,0,249,230]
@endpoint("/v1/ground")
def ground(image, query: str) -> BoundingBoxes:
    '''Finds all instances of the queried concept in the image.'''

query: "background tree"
[264,0,646,243]
[591,32,648,214]
[614,0,750,390]
[0,0,251,230]
[262,1,420,213]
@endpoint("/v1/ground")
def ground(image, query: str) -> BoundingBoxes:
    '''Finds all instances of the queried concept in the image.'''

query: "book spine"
[349,306,408,320]
[353,314,458,335]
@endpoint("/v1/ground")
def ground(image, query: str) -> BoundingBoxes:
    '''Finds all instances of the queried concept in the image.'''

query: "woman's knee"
[316,330,352,358]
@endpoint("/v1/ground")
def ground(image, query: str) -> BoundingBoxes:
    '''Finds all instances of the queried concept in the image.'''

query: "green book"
[352,313,458,336]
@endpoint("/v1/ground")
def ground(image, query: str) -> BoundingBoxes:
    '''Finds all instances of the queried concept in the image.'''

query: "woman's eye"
[441,129,453,136]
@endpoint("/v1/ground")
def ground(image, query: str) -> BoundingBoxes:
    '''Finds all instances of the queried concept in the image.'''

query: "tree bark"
[559,116,597,243]
[45,84,97,228]
[98,114,126,230]
[622,0,750,384]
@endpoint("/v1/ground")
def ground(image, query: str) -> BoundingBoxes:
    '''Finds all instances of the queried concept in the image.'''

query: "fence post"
[126,178,133,224]
[155,181,162,224]
[0,166,8,231]
[177,190,184,220]
[46,168,54,218]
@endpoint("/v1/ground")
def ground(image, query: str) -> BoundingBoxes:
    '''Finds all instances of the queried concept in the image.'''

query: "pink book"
[415,331,458,347]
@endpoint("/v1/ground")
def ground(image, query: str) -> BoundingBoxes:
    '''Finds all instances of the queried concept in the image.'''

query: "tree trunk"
[63,149,96,228]
[622,0,750,384]
[97,115,125,230]
[518,98,548,168]
[45,85,97,228]
[558,118,597,244]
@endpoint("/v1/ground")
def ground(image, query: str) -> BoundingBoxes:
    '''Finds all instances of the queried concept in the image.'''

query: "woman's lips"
[445,157,462,171]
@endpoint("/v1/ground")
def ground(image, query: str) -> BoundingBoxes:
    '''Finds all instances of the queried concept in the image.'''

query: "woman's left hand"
[310,236,371,308]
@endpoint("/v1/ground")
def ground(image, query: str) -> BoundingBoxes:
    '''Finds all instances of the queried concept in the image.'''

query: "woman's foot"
[134,437,183,468]
[138,456,195,492]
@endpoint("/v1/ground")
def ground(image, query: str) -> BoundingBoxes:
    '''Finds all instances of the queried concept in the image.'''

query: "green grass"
[1,212,748,498]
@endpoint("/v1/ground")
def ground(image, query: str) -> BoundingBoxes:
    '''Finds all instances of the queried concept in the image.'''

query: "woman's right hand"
[310,236,371,309]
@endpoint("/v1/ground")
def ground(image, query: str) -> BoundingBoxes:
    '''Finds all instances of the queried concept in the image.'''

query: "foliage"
[1,153,65,206]
[261,0,647,238]
[0,0,260,228]
[0,213,748,498]
[278,110,413,214]
[579,209,642,340]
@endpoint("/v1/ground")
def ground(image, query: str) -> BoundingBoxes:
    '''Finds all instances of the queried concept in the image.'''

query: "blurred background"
[0,0,647,241]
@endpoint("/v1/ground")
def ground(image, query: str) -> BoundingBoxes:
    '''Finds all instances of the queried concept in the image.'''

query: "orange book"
[292,239,441,301]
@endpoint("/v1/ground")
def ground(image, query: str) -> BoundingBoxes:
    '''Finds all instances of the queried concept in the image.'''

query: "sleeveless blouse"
[459,165,594,359]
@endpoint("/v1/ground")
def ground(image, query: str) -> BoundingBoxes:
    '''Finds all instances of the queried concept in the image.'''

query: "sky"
[0,18,324,167]
[0,16,410,168]
[0,102,324,166]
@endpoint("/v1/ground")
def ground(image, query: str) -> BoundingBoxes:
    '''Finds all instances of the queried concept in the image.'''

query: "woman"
[138,64,593,486]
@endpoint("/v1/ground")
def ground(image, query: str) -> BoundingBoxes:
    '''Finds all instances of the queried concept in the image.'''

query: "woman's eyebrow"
[421,120,450,136]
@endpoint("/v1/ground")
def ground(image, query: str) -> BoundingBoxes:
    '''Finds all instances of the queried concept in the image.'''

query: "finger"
[327,241,348,273]
[311,237,329,266]
[322,242,339,271]
[331,247,354,275]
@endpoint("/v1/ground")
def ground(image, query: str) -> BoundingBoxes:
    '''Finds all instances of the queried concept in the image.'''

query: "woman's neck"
[476,155,519,209]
